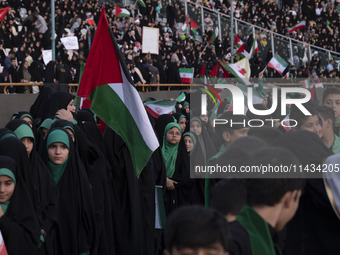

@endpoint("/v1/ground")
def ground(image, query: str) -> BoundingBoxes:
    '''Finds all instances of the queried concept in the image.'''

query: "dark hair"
[215,112,249,138]
[248,126,282,145]
[289,102,318,128]
[164,206,229,251]
[317,105,335,129]
[211,178,246,216]
[246,147,304,206]
[323,87,340,104]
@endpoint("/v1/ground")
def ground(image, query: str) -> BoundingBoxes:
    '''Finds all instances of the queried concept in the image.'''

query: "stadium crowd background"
[0,0,339,93]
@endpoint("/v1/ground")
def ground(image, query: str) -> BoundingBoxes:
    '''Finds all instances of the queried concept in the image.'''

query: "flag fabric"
[208,63,219,77]
[155,186,166,229]
[0,231,8,255]
[199,62,206,77]
[190,18,199,39]
[208,27,218,44]
[0,6,10,22]
[219,58,251,85]
[182,17,188,32]
[267,53,289,75]
[234,35,245,55]
[247,37,258,58]
[77,7,159,177]
[179,68,194,83]
[176,92,186,102]
[115,4,130,18]
[288,20,306,33]
[281,114,292,132]
[301,79,311,89]
[144,100,177,118]
[137,0,146,8]
[310,84,316,101]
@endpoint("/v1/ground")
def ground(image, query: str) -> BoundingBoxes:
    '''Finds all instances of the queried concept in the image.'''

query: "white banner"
[42,50,52,65]
[142,27,159,55]
[60,36,79,50]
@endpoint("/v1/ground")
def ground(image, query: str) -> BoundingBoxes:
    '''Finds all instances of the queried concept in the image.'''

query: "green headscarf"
[47,129,70,184]
[0,168,16,214]
[162,123,182,178]
[0,132,16,141]
[40,118,54,130]
[183,132,196,154]
[13,124,35,142]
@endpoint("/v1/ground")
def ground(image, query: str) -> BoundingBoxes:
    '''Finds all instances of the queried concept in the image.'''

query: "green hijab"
[0,168,16,214]
[13,124,35,143]
[183,132,196,154]
[46,129,70,184]
[162,123,182,178]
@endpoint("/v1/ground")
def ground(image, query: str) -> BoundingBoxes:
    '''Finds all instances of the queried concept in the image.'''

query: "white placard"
[42,50,52,65]
[60,36,79,50]
[142,27,159,55]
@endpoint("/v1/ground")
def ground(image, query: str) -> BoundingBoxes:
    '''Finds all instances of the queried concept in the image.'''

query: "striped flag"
[190,18,199,39]
[116,4,130,18]
[182,17,188,32]
[281,114,291,132]
[137,0,146,8]
[0,231,8,255]
[289,20,306,33]
[77,8,159,177]
[176,92,186,102]
[144,100,177,118]
[267,54,289,75]
[0,6,10,22]
[208,27,218,44]
[219,58,251,85]
[179,68,194,83]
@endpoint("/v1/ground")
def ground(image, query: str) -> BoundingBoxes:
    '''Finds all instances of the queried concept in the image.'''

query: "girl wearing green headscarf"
[162,123,191,214]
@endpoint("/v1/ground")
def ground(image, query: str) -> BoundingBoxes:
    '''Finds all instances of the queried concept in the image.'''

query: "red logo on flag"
[276,64,280,68]
[155,107,162,113]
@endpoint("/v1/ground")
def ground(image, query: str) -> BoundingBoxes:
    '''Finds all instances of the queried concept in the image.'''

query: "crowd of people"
[0,0,339,94]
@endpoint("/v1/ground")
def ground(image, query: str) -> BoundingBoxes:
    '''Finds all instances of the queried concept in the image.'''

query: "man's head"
[164,206,229,255]
[323,87,340,119]
[211,178,246,222]
[247,147,304,231]
[290,103,322,137]
[317,105,335,138]
[215,112,249,147]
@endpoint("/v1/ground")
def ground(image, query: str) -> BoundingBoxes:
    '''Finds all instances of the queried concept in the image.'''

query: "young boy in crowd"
[317,105,340,154]
[211,178,247,222]
[228,147,304,255]
[290,102,322,137]
[163,206,229,255]
[323,87,340,136]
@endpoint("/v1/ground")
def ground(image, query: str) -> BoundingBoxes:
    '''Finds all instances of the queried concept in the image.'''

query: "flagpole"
[199,43,209,59]
[261,66,267,73]
[51,0,55,61]
[230,0,234,64]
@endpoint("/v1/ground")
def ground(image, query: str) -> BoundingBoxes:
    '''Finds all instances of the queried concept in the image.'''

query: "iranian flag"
[176,92,186,102]
[77,8,159,177]
[208,27,218,44]
[179,68,194,83]
[219,58,251,85]
[288,20,306,33]
[144,100,176,118]
[267,54,288,75]
[116,4,130,18]
[246,37,258,59]
[234,35,245,54]
[137,0,146,8]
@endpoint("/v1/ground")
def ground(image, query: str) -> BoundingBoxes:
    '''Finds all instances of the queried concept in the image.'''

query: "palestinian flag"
[116,4,130,18]
[234,35,245,54]
[0,6,10,22]
[86,13,95,26]
[190,18,199,39]
[208,27,218,44]
[267,53,288,75]
[137,0,146,8]
[176,92,186,102]
[219,58,251,85]
[246,37,258,59]
[288,20,306,33]
[179,68,194,83]
[77,8,159,177]
[182,17,188,33]
[144,100,176,118]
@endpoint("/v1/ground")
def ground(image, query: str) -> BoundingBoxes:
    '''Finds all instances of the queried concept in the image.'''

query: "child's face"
[324,94,340,119]
[167,243,228,255]
[299,115,322,138]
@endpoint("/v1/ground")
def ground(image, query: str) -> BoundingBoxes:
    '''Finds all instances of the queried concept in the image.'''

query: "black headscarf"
[42,128,96,254]
[44,61,56,83]
[50,119,115,254]
[273,130,339,255]
[0,128,16,141]
[155,114,176,144]
[6,119,58,255]
[30,86,54,120]
[44,92,75,120]
[0,156,40,255]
